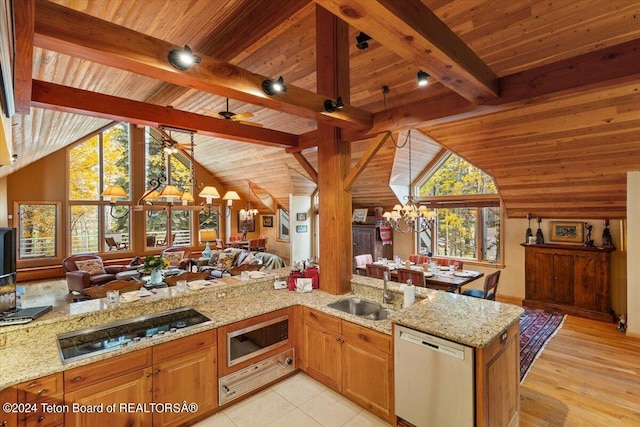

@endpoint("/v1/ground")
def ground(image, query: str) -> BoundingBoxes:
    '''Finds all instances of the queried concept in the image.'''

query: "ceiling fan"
[145,127,194,154]
[204,98,263,127]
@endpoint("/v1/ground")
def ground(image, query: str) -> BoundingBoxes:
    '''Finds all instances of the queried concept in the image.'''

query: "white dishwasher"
[394,325,474,427]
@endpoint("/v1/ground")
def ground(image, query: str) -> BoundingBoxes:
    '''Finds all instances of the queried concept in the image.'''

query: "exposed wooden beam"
[313,0,499,103]
[33,0,372,131]
[291,152,318,183]
[343,131,391,191]
[325,39,640,142]
[31,80,299,149]
[145,0,310,107]
[12,0,33,114]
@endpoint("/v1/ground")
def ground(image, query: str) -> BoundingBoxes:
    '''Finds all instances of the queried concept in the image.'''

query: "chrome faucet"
[382,271,393,304]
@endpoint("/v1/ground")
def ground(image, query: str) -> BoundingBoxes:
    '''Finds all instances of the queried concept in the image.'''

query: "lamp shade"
[222,191,241,200]
[200,230,217,242]
[101,185,128,203]
[199,186,220,204]
[160,185,183,201]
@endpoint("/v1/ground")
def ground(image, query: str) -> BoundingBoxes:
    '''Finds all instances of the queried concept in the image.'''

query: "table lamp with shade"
[200,230,218,259]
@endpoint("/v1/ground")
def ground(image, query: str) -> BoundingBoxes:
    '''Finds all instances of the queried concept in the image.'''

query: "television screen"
[0,272,16,315]
[0,228,16,276]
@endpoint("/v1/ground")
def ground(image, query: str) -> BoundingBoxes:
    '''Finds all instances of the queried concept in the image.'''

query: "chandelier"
[240,181,259,221]
[138,127,240,212]
[382,130,436,233]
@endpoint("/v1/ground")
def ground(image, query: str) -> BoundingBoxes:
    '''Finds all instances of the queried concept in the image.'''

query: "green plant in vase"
[143,255,169,285]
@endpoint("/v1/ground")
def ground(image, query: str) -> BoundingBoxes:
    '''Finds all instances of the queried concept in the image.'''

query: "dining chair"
[215,239,225,250]
[354,254,373,270]
[365,263,390,279]
[396,268,426,287]
[461,270,500,300]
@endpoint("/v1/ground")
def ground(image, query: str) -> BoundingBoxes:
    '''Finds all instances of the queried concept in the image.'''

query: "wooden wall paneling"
[12,0,34,114]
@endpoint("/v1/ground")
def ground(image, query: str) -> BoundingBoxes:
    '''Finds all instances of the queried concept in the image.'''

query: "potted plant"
[143,255,169,285]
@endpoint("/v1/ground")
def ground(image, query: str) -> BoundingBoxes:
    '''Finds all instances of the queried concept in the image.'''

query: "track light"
[168,45,201,71]
[323,96,344,113]
[355,32,372,50]
[262,76,287,95]
[417,70,430,87]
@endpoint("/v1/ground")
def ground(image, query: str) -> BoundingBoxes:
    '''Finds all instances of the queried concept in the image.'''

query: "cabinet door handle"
[336,337,341,342]
[146,372,153,378]
[0,420,8,426]
[37,415,45,423]
[25,381,39,389]
[37,389,48,396]
[309,312,316,319]
[359,333,368,341]
[70,376,83,383]
[155,369,161,375]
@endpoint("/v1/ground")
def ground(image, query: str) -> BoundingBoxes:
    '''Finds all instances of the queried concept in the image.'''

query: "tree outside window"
[69,123,131,255]
[418,153,501,263]
[17,203,59,259]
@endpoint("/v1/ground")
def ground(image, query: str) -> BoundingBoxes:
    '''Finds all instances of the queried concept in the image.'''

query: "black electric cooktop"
[57,307,213,363]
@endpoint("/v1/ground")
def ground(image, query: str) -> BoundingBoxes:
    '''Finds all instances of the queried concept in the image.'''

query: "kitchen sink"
[363,308,394,321]
[327,298,382,317]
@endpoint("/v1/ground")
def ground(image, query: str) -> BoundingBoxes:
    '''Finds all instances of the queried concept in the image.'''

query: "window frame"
[67,122,132,255]
[14,201,62,267]
[415,153,504,267]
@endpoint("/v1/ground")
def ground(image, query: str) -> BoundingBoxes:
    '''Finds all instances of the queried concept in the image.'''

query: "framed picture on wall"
[262,216,273,227]
[296,225,308,233]
[352,208,368,223]
[296,212,307,221]
[550,221,584,243]
[238,213,256,233]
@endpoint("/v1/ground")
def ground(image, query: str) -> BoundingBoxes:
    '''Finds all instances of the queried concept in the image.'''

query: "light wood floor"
[520,316,640,426]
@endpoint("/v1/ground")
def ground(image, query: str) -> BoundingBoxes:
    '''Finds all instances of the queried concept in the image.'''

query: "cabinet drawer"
[64,348,152,392]
[17,373,63,402]
[479,322,519,363]
[21,396,64,427]
[153,329,216,363]
[341,321,391,353]
[303,307,341,334]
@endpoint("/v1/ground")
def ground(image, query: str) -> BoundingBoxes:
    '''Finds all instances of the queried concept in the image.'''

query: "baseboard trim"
[496,295,522,306]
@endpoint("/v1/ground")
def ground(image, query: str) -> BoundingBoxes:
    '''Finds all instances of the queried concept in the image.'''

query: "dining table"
[356,263,484,293]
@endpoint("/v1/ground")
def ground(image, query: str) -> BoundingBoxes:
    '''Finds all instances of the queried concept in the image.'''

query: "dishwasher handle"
[400,331,466,360]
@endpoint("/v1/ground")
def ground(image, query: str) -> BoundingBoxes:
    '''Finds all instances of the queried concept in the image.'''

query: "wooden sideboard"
[352,224,393,272]
[522,243,615,322]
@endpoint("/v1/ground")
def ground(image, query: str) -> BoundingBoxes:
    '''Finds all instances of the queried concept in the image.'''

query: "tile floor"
[194,373,391,427]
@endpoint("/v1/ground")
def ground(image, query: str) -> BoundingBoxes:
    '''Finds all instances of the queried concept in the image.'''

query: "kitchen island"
[0,271,522,426]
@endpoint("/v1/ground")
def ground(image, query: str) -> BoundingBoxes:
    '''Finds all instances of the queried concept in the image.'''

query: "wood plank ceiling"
[6,0,640,218]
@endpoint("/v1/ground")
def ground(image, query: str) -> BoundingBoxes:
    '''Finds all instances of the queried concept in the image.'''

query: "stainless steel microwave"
[227,314,289,366]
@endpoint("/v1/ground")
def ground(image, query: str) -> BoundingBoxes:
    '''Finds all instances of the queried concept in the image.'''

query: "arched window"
[417,153,501,264]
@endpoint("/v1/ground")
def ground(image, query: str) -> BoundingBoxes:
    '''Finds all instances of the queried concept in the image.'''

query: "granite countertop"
[0,270,522,389]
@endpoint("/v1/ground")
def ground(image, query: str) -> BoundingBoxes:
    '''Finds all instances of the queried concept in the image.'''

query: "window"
[68,123,131,254]
[278,209,289,241]
[417,153,501,264]
[143,128,200,247]
[16,203,60,259]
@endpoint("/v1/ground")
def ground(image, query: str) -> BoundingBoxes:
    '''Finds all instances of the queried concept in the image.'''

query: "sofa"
[198,248,286,278]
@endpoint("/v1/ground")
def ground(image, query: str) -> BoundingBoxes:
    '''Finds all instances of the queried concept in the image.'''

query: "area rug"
[519,306,566,382]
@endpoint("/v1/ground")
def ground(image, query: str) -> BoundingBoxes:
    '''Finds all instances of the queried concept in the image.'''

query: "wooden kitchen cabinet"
[152,330,217,427]
[0,386,18,427]
[64,348,153,427]
[301,307,394,423]
[17,373,64,427]
[522,243,615,322]
[352,225,392,272]
[64,330,217,427]
[475,321,520,427]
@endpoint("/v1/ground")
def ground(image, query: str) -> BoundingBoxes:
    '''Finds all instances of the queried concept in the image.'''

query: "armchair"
[161,246,192,269]
[62,254,128,294]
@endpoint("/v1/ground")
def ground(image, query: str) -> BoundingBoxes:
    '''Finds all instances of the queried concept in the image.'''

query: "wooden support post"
[316,6,351,294]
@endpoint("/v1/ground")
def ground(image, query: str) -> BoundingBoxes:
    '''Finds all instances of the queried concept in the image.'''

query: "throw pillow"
[207,252,221,266]
[217,252,236,270]
[75,259,107,276]
[163,251,184,266]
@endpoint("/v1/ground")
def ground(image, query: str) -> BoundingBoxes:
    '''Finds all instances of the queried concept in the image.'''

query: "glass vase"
[149,269,163,285]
